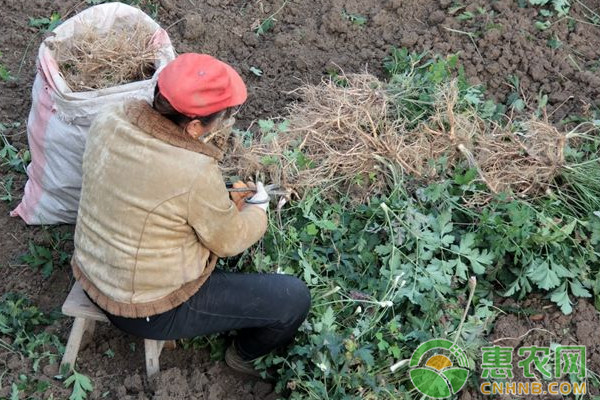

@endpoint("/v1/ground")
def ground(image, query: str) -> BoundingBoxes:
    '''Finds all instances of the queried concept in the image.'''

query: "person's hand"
[246,182,270,212]
[230,181,256,211]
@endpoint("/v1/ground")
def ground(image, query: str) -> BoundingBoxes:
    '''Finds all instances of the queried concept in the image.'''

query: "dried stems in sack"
[52,21,157,91]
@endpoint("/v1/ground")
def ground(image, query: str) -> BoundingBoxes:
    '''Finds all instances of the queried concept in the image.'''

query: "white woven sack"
[11,2,176,225]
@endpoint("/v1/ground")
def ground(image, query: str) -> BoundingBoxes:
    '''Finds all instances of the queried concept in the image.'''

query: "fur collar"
[124,100,224,161]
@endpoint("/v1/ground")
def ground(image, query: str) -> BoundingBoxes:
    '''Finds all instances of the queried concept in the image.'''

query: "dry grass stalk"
[52,21,157,91]
[223,73,567,202]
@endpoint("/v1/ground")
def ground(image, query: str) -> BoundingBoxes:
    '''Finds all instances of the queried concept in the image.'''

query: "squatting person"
[71,53,311,377]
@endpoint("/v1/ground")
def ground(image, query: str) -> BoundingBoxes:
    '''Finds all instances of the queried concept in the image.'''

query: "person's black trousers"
[95,269,311,361]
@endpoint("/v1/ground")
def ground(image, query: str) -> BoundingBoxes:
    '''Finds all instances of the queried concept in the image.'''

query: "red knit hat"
[157,53,247,117]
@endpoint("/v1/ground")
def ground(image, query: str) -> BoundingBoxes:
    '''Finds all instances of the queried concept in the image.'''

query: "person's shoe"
[225,344,262,378]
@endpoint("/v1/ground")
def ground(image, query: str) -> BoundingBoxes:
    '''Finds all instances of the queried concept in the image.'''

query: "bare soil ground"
[1,0,599,399]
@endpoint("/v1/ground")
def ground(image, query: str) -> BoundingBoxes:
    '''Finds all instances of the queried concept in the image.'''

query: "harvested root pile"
[224,74,567,201]
[413,87,566,197]
[225,74,401,199]
[52,22,157,91]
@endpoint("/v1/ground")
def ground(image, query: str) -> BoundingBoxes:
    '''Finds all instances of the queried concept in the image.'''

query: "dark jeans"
[97,269,311,361]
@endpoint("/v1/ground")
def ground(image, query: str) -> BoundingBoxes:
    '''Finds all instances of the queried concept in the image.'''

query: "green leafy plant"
[535,19,552,29]
[254,17,275,35]
[0,293,63,373]
[455,193,597,314]
[383,48,502,126]
[249,66,263,76]
[252,0,289,36]
[20,243,54,278]
[0,64,11,82]
[181,333,227,361]
[457,11,475,21]
[0,51,13,82]
[1,176,14,203]
[29,12,62,32]
[234,181,497,398]
[64,370,93,400]
[103,349,115,359]
[233,157,599,398]
[0,125,29,174]
[547,35,562,48]
[528,0,571,29]
[506,74,526,111]
[4,374,51,399]
[85,0,159,19]
[529,0,571,17]
[326,68,350,87]
[20,230,72,279]
[342,9,368,26]
[9,383,19,400]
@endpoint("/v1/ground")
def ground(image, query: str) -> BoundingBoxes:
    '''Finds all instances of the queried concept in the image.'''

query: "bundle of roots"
[52,21,157,91]
[223,74,567,202]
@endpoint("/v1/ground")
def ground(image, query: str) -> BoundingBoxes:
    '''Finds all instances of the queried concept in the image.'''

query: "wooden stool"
[61,281,174,377]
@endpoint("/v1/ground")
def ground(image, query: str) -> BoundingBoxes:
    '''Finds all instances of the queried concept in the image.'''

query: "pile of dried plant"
[410,87,566,198]
[224,74,401,199]
[223,73,567,202]
[51,21,157,91]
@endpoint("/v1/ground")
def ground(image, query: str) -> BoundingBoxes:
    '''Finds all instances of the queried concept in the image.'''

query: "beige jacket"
[72,100,267,318]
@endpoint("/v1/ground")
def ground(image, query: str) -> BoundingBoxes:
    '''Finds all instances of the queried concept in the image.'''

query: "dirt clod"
[182,13,204,40]
[6,355,22,370]
[428,10,446,24]
[252,381,273,398]
[152,368,189,399]
[124,373,143,394]
[42,362,59,377]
